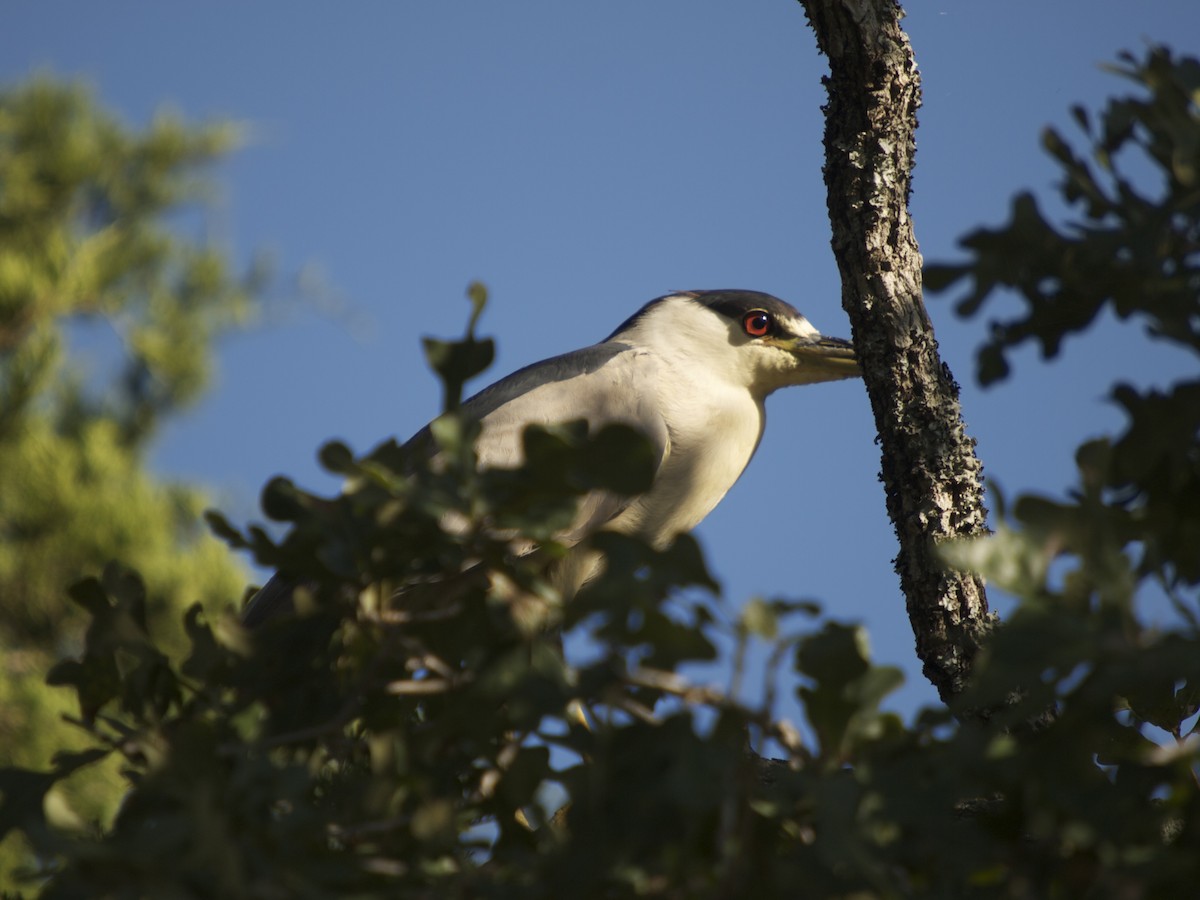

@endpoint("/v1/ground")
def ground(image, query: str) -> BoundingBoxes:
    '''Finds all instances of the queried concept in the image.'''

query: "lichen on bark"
[800,0,993,703]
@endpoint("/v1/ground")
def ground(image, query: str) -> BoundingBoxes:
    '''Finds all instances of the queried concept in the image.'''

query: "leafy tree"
[0,79,258,882]
[916,44,1200,894]
[1,39,1198,900]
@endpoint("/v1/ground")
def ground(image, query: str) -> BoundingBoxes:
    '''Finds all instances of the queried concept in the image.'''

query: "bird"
[242,289,858,626]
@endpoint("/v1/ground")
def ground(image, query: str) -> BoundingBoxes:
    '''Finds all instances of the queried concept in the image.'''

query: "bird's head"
[607,289,859,398]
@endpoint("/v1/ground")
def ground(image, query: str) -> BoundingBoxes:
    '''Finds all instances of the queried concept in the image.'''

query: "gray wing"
[243,341,668,626]
[462,341,670,543]
[461,343,635,423]
[406,340,670,541]
[406,343,637,453]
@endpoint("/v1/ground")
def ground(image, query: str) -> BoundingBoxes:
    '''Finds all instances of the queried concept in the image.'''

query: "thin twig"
[385,677,457,696]
[330,815,412,842]
[364,603,464,625]
[222,697,363,755]
[610,693,661,725]
[625,665,729,707]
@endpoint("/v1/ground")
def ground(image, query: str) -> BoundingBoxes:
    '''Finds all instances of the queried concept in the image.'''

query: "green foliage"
[925,47,1200,385]
[0,79,256,885]
[2,47,1199,899]
[928,45,1199,599]
[0,283,915,898]
[0,77,257,648]
[0,415,244,651]
[421,280,494,412]
[929,43,1200,894]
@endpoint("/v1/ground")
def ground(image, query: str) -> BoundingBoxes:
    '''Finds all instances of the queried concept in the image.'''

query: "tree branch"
[801,0,992,703]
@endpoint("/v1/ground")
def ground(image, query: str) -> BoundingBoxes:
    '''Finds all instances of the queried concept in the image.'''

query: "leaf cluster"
[926,47,1200,385]
[0,77,258,652]
[928,46,1200,594]
[927,45,1200,896]
[0,78,264,443]
[0,288,909,898]
[0,78,263,885]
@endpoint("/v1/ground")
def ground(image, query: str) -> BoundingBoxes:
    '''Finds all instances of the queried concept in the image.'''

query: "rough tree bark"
[799,0,992,703]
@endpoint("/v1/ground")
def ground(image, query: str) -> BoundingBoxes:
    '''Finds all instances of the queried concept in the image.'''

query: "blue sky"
[5,1,1197,718]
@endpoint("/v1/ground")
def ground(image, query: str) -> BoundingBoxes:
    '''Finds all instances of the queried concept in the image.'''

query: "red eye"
[742,310,773,338]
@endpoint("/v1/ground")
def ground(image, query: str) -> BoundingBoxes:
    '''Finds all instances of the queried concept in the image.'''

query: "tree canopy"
[0,79,258,881]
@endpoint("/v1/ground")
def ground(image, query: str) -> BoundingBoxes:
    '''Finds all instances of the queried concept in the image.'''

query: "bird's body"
[243,290,857,625]
[459,290,854,544]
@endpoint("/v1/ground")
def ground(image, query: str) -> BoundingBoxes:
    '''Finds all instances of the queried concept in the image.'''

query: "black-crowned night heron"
[243,289,857,625]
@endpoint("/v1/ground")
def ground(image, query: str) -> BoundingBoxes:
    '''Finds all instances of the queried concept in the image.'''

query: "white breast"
[610,368,765,546]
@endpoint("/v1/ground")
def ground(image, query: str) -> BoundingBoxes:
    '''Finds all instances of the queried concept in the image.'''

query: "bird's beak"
[781,334,860,382]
